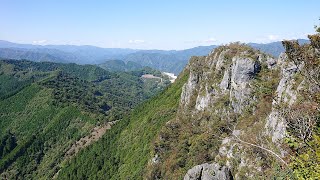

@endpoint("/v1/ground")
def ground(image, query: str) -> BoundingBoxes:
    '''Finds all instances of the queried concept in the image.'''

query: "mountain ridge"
[0,40,310,75]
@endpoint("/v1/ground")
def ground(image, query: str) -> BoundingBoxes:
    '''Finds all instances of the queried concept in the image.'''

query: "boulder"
[184,163,233,180]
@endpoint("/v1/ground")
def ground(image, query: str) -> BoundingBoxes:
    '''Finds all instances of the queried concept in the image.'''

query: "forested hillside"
[0,59,169,179]
[98,60,143,72]
[58,68,189,179]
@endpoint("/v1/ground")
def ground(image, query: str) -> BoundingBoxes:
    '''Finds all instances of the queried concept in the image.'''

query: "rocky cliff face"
[147,40,316,179]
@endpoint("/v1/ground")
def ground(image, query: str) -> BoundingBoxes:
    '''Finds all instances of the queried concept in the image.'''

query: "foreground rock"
[184,163,233,180]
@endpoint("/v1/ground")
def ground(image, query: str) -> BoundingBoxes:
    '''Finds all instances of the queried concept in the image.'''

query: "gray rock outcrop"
[230,57,260,85]
[150,42,308,179]
[184,163,233,180]
[264,52,303,143]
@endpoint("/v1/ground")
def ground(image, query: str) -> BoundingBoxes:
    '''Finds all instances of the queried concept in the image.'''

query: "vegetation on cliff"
[281,32,320,179]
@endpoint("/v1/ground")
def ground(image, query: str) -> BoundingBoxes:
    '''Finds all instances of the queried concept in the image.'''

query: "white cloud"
[185,37,217,44]
[32,40,48,45]
[203,38,217,43]
[129,39,145,44]
[267,35,280,41]
[255,33,311,44]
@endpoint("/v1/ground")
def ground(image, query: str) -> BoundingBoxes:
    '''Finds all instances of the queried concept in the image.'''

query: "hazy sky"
[1,0,319,50]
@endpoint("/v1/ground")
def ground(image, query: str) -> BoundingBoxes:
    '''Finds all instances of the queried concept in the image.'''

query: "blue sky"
[1,0,319,50]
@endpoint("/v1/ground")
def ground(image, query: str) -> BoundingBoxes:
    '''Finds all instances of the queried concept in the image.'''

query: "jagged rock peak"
[150,34,320,179]
[179,42,273,113]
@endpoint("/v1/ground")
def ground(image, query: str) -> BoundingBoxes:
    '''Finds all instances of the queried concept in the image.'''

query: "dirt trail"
[53,121,118,179]
[65,120,118,159]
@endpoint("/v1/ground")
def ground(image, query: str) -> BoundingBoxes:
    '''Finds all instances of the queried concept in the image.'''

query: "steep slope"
[149,43,282,179]
[57,69,189,179]
[0,60,169,179]
[0,84,99,179]
[58,34,319,179]
[149,36,319,179]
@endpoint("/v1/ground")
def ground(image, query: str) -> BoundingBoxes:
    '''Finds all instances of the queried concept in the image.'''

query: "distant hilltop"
[0,39,309,75]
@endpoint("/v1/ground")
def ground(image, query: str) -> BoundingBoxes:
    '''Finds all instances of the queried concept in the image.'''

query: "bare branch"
[227,123,288,166]
[231,131,288,166]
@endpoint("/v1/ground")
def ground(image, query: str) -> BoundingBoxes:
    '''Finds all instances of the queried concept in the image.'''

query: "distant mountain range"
[0,40,309,74]
[248,39,309,57]
[0,40,137,64]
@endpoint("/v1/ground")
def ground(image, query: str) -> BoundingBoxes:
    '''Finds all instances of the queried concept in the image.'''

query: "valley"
[1,36,319,179]
[1,1,319,179]
[0,59,169,179]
